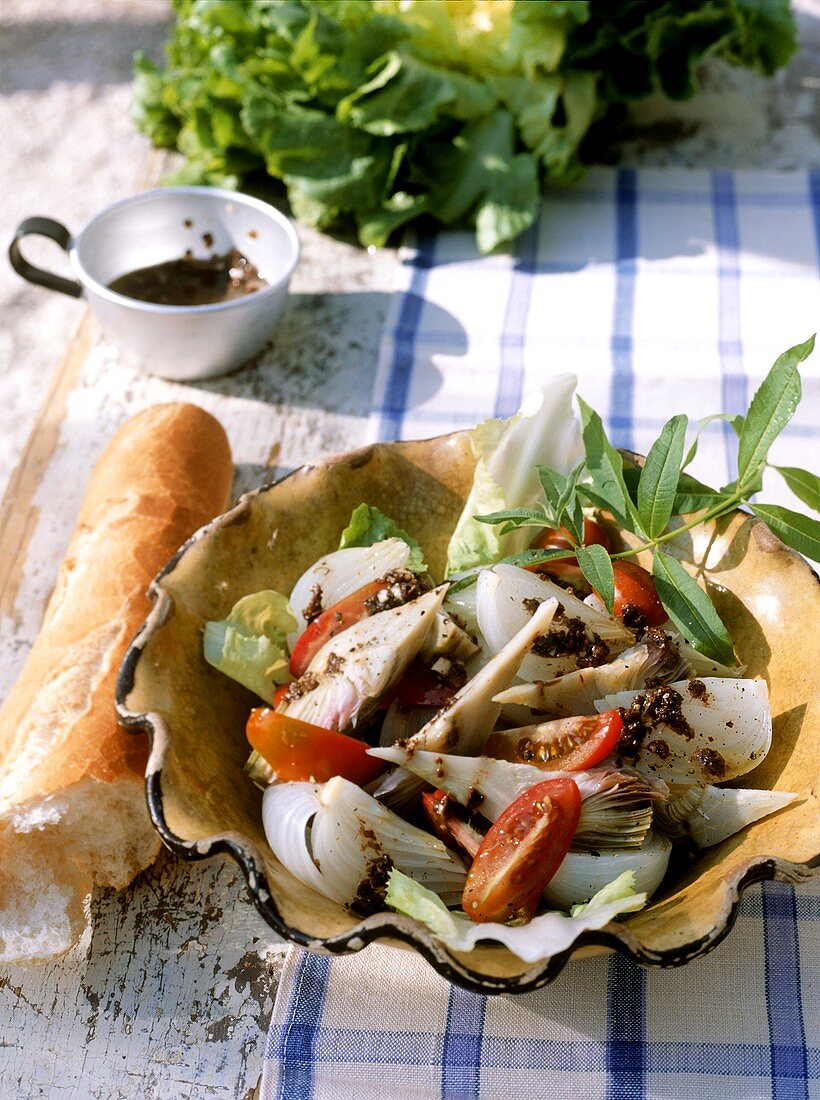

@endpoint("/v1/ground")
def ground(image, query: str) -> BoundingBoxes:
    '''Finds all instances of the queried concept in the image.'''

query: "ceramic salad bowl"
[116,432,819,993]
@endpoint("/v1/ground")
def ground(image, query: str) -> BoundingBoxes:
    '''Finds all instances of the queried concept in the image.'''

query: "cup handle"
[8,217,83,298]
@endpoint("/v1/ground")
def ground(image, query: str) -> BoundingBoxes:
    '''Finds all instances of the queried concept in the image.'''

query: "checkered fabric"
[262,167,820,1100]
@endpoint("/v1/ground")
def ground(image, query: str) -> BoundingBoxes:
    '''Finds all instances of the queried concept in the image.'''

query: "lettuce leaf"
[385,868,645,963]
[339,504,427,572]
[134,0,796,253]
[445,374,584,575]
[203,591,297,703]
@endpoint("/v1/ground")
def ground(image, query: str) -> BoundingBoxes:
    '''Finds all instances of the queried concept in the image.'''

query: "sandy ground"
[1,0,818,495]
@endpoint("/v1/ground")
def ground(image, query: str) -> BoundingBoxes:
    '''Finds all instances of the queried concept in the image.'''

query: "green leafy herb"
[576,544,615,612]
[736,336,814,489]
[554,462,586,543]
[682,413,743,470]
[637,414,688,537]
[474,338,817,663]
[133,0,797,253]
[577,398,644,534]
[652,552,735,666]
[670,472,724,515]
[771,466,820,513]
[474,507,549,532]
[339,503,426,572]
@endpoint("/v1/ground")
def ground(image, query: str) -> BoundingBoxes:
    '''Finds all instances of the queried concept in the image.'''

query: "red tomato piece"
[387,659,460,710]
[422,789,483,858]
[486,710,623,772]
[289,580,386,677]
[608,560,667,627]
[272,683,290,709]
[246,708,385,785]
[527,518,610,582]
[462,778,581,923]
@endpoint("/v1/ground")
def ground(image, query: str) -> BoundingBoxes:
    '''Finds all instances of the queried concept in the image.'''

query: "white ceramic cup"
[9,186,300,381]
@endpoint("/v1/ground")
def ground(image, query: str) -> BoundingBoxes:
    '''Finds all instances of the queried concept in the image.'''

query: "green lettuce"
[339,504,427,573]
[385,868,646,963]
[133,0,796,254]
[445,374,584,575]
[203,591,297,704]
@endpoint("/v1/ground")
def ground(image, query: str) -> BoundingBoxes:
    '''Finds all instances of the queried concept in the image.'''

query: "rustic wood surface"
[0,224,398,1100]
[2,1,819,1096]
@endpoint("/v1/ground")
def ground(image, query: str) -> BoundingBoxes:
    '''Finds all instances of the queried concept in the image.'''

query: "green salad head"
[133,0,796,252]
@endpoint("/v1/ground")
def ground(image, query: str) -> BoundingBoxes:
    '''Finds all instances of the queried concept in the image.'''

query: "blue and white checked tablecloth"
[262,168,820,1100]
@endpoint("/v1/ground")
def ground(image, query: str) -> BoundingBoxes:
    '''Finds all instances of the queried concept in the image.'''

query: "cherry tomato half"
[485,710,623,772]
[289,580,386,677]
[528,518,610,582]
[607,560,667,627]
[246,708,385,786]
[462,778,581,923]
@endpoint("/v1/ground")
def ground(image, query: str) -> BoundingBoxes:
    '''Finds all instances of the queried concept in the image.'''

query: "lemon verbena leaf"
[637,414,688,537]
[652,551,735,666]
[576,544,615,612]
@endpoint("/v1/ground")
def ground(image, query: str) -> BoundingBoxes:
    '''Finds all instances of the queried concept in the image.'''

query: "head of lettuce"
[133,0,797,253]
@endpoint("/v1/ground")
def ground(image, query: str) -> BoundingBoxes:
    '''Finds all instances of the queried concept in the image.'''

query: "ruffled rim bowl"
[116,432,820,994]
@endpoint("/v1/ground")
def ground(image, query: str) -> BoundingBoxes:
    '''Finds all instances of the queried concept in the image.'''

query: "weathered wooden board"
[0,222,399,1098]
[2,852,287,1099]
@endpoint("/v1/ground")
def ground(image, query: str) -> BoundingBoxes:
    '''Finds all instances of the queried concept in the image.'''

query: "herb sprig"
[462,337,818,665]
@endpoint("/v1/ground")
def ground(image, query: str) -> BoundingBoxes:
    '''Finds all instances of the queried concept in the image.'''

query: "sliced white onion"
[655,785,800,848]
[495,631,689,717]
[370,747,660,849]
[596,677,772,786]
[543,832,672,909]
[283,586,447,730]
[476,564,634,681]
[289,539,411,635]
[261,782,326,895]
[263,777,466,909]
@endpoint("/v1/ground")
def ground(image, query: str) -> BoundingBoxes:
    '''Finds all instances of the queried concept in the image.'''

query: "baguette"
[0,403,233,963]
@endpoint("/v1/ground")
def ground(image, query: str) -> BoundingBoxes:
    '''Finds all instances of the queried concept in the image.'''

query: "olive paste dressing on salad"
[201,365,812,963]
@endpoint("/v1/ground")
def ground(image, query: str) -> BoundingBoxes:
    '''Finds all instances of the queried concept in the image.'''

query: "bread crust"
[0,402,233,818]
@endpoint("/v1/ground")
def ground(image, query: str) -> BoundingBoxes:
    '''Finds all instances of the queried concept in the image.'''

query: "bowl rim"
[71,185,301,315]
[115,434,820,994]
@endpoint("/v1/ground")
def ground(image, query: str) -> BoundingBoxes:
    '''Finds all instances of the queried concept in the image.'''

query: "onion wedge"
[262,777,467,911]
[543,832,672,909]
[595,677,772,786]
[289,539,412,635]
[476,564,634,681]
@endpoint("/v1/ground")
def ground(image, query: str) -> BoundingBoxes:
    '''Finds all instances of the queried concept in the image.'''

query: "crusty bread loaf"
[0,403,233,963]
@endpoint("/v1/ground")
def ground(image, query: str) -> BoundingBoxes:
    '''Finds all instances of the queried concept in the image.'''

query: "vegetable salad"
[204,348,817,962]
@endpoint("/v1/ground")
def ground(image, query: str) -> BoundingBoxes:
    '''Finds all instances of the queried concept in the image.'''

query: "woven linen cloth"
[261,167,820,1100]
